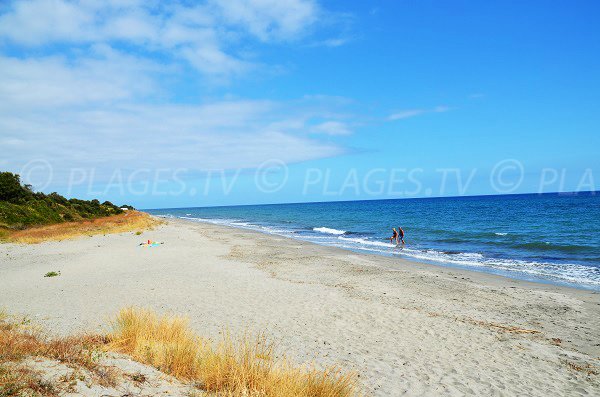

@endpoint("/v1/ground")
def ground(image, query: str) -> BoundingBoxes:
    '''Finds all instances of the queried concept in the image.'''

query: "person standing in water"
[390,228,398,244]
[398,226,405,244]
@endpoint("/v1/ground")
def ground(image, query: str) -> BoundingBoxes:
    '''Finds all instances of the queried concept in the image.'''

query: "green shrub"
[0,172,125,230]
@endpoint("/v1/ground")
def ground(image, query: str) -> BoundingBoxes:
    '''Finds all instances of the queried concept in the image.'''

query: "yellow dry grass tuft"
[108,307,359,397]
[3,211,160,244]
[108,306,203,380]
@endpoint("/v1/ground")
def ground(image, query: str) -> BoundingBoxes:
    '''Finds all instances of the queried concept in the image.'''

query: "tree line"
[0,172,132,229]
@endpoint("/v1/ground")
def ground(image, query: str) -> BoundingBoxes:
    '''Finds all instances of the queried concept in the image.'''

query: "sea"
[147,192,600,291]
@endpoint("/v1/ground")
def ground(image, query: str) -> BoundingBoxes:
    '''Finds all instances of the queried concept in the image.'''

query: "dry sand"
[1,218,599,396]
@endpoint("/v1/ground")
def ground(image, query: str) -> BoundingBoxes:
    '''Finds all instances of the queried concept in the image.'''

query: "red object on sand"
[148,240,151,244]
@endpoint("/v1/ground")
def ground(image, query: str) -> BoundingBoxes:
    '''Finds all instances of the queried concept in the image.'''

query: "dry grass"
[108,307,359,397]
[0,308,360,396]
[0,311,114,396]
[3,211,160,243]
[108,307,203,380]
[0,364,58,397]
[565,361,599,376]
[467,318,540,334]
[0,312,108,371]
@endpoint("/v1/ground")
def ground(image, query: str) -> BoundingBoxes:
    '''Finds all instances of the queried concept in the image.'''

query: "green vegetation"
[44,271,60,278]
[0,172,130,231]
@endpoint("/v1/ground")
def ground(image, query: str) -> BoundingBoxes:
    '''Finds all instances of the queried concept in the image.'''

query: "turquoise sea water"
[147,193,600,290]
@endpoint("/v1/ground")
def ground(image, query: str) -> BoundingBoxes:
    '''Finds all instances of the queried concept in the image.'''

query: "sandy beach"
[1,217,599,396]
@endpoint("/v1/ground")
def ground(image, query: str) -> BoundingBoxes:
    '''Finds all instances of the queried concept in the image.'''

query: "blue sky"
[0,0,599,208]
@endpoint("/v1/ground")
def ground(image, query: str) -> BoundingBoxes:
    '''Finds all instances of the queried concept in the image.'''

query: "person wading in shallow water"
[398,226,405,244]
[390,228,398,244]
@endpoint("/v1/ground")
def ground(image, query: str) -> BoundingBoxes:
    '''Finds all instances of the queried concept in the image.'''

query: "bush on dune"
[0,171,131,231]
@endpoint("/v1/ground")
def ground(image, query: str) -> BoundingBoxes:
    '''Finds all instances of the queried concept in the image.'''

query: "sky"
[0,0,599,208]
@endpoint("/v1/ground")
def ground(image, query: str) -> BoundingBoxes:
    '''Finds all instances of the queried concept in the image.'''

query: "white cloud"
[0,53,351,185]
[0,49,162,108]
[101,11,158,43]
[387,106,451,121]
[387,109,425,121]
[0,0,325,78]
[311,121,351,135]
[179,44,252,78]
[0,99,347,184]
[0,0,94,45]
[211,0,319,41]
[0,0,356,190]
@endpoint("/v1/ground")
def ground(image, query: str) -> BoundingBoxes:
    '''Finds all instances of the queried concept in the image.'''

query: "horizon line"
[141,190,599,211]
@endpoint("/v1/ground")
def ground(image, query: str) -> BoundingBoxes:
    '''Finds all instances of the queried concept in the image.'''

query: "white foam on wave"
[180,216,239,226]
[259,225,293,234]
[329,236,600,288]
[454,252,484,259]
[231,221,252,227]
[495,232,508,236]
[337,236,394,248]
[395,248,600,287]
[313,227,346,235]
[182,216,292,235]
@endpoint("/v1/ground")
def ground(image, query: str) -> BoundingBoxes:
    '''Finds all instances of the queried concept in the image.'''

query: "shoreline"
[166,215,599,293]
[1,217,599,395]
[172,217,600,300]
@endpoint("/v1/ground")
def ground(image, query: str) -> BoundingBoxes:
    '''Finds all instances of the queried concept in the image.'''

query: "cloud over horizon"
[0,0,356,189]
